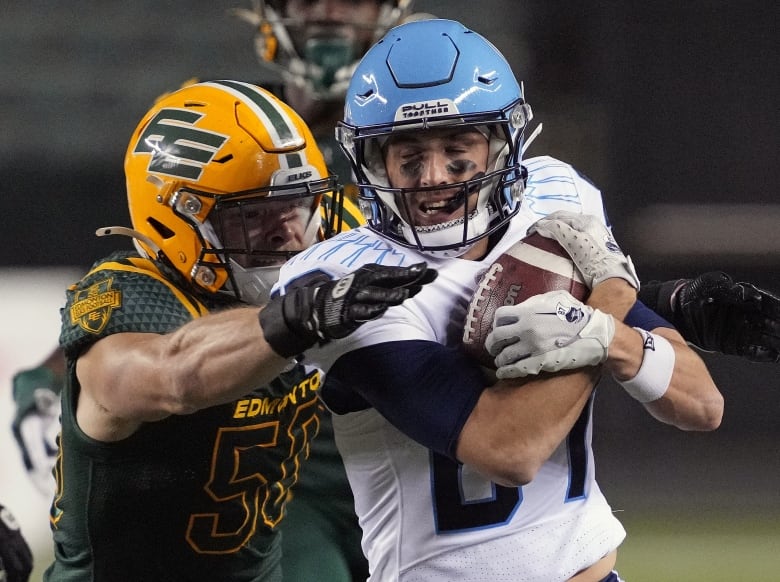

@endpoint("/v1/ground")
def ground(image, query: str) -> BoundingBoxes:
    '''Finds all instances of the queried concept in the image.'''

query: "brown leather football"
[462,232,589,368]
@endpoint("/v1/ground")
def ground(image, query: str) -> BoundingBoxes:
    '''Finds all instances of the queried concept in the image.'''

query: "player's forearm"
[639,328,723,430]
[157,306,292,410]
[589,278,722,429]
[587,277,637,320]
[456,367,599,487]
[460,277,624,486]
[78,307,289,422]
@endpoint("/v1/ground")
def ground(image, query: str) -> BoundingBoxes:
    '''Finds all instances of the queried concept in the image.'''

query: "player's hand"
[486,290,615,379]
[529,211,640,290]
[0,503,33,582]
[260,263,437,358]
[673,271,780,363]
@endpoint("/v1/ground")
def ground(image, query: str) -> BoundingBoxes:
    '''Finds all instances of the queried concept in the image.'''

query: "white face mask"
[357,125,512,256]
[399,205,490,258]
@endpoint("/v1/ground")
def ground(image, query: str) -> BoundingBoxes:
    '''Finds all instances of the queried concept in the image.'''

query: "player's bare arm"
[77,263,435,442]
[609,324,723,431]
[490,281,723,435]
[456,366,600,487]
[76,306,284,441]
[589,278,724,431]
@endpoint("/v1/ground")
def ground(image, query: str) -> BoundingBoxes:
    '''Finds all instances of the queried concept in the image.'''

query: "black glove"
[641,272,780,363]
[260,262,437,358]
[0,503,33,582]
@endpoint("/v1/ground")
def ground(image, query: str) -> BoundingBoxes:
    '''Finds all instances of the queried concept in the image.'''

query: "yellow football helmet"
[122,80,338,304]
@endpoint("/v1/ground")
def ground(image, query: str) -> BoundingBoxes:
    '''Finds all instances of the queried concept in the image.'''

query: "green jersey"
[44,252,322,582]
[11,364,62,471]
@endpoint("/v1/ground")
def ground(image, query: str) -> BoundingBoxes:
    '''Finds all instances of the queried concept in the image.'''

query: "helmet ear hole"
[147,217,176,239]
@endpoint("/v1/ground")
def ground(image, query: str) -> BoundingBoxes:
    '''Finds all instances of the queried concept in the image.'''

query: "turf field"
[615,512,780,581]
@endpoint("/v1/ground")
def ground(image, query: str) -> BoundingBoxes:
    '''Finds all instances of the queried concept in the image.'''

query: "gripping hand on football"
[640,271,780,363]
[529,211,640,290]
[485,290,615,379]
[260,263,437,358]
[0,503,33,582]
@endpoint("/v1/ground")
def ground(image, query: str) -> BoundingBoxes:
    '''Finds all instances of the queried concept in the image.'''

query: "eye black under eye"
[447,159,476,174]
[399,160,423,178]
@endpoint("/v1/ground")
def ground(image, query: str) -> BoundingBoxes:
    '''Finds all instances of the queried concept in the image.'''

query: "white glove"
[486,290,615,379]
[529,210,640,290]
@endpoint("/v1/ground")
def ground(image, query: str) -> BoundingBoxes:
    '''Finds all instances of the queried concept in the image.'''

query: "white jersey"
[275,156,626,581]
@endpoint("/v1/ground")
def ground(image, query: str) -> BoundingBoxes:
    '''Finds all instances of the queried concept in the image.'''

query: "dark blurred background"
[1,0,778,577]
[3,1,778,280]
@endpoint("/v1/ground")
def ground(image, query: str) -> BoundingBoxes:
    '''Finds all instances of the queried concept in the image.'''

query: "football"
[462,232,589,368]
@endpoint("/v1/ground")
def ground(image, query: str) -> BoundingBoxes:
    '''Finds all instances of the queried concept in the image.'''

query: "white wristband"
[618,328,675,403]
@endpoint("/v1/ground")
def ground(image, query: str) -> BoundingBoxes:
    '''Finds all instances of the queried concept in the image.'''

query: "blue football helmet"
[336,19,531,257]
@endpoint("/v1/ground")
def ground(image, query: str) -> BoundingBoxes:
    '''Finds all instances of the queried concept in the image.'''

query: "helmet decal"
[133,109,228,181]
[396,99,459,122]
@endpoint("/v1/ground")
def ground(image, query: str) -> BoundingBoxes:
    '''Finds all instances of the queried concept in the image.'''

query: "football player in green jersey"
[42,79,435,582]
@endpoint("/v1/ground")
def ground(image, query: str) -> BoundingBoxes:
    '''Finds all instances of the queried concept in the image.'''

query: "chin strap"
[95,226,162,258]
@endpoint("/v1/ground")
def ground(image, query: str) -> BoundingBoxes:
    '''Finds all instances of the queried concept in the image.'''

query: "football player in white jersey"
[274,19,724,581]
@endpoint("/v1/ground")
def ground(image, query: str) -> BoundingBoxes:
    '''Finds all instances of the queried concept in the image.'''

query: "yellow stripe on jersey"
[85,257,208,319]
[339,191,365,231]
[320,187,365,236]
